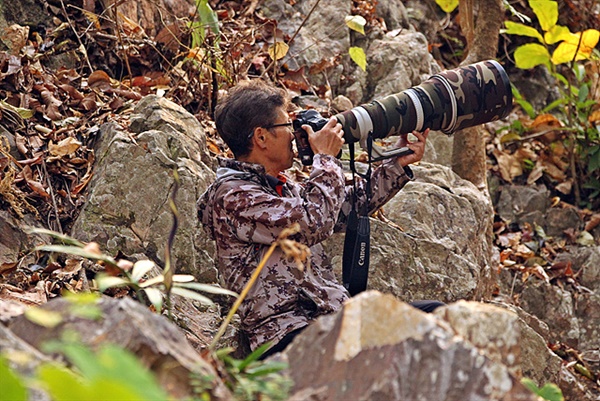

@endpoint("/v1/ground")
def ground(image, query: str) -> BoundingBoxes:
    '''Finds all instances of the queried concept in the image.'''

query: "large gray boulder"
[324,162,496,303]
[279,291,538,401]
[71,96,217,280]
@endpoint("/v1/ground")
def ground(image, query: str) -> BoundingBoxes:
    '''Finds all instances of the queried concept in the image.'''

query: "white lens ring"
[404,89,424,131]
[351,106,374,146]
[432,75,458,132]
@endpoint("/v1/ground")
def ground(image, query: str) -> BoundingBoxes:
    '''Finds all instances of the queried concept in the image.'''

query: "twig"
[243,0,260,16]
[288,0,322,47]
[59,0,93,72]
[111,0,134,80]
[41,160,63,234]
[262,0,323,80]
[163,169,180,320]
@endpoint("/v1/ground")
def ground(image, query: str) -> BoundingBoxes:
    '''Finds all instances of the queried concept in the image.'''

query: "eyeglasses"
[247,122,294,139]
[264,122,293,130]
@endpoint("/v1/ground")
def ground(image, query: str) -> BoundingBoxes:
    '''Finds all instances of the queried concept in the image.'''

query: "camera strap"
[342,135,373,296]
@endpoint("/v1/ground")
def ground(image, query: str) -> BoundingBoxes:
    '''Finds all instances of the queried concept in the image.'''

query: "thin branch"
[60,0,93,72]
[111,0,134,80]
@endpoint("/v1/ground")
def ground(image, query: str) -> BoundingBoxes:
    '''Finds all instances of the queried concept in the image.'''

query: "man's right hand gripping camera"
[292,59,513,165]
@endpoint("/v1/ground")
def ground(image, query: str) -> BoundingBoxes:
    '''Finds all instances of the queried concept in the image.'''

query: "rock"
[8,296,232,400]
[495,184,550,227]
[71,96,217,280]
[366,32,440,100]
[375,0,411,31]
[544,207,582,237]
[518,280,580,348]
[0,324,52,401]
[434,301,522,377]
[554,246,600,292]
[280,291,538,401]
[0,210,49,270]
[260,0,351,90]
[327,162,495,302]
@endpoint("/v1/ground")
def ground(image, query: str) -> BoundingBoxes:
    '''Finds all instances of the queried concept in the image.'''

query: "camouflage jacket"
[198,154,413,351]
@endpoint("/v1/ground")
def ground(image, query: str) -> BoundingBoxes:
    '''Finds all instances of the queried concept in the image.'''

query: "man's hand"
[304,117,344,157]
[395,128,430,167]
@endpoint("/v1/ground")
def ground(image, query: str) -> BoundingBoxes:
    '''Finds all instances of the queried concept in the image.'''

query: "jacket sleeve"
[335,159,413,232]
[218,154,346,246]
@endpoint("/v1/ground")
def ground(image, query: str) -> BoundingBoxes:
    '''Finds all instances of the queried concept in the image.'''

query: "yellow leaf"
[435,0,459,13]
[349,47,367,71]
[48,137,81,157]
[551,29,600,64]
[345,15,366,35]
[268,42,289,61]
[25,308,63,328]
[589,109,600,123]
[544,25,573,45]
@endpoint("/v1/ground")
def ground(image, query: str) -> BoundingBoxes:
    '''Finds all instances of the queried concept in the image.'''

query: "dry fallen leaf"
[48,137,82,157]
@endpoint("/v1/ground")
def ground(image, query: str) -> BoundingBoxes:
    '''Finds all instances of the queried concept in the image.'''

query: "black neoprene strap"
[342,136,373,296]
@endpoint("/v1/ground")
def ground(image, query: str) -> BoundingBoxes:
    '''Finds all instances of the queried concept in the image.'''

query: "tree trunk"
[451,0,504,190]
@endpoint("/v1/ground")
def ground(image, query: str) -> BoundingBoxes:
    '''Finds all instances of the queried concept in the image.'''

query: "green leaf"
[514,43,551,69]
[349,47,367,71]
[588,148,600,173]
[245,361,288,378]
[95,274,130,292]
[34,244,116,265]
[25,227,86,247]
[503,21,544,42]
[37,364,89,401]
[175,282,238,297]
[143,288,163,313]
[94,345,168,400]
[537,383,564,401]
[511,85,537,118]
[131,260,156,282]
[0,100,34,119]
[63,292,102,320]
[345,15,366,35]
[529,0,558,32]
[541,97,567,113]
[198,0,219,35]
[521,377,564,401]
[170,287,214,305]
[24,308,63,328]
[237,342,273,372]
[435,0,459,13]
[0,355,27,401]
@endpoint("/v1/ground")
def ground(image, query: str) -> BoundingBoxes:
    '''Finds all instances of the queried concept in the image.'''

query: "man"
[198,79,432,356]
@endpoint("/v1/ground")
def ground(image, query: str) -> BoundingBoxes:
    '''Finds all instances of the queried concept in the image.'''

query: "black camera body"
[292,109,329,165]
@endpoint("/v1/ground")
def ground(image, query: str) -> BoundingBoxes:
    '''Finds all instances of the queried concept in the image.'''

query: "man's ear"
[252,127,269,149]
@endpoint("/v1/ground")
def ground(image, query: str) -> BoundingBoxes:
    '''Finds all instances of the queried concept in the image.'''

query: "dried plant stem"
[60,0,93,72]
[112,0,133,80]
[209,242,277,351]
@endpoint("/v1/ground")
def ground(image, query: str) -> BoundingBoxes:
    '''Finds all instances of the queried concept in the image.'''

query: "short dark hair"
[214,80,288,159]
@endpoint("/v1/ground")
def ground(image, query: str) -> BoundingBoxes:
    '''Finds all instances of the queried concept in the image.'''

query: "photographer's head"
[215,79,290,159]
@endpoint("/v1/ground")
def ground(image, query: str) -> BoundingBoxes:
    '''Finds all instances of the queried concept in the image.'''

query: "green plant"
[346,15,367,71]
[1,342,173,401]
[28,171,237,316]
[215,345,292,401]
[501,0,600,207]
[521,378,564,401]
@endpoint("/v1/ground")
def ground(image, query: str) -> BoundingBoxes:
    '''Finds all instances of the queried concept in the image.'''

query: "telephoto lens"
[294,59,512,165]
